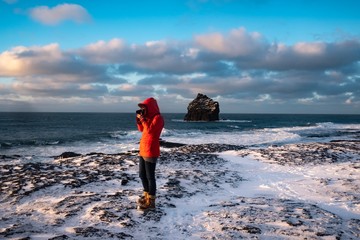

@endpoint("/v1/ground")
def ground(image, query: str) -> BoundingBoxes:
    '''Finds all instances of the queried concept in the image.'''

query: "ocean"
[1,112,359,162]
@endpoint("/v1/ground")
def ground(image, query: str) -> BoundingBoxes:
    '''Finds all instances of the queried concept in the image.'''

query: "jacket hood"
[138,97,160,118]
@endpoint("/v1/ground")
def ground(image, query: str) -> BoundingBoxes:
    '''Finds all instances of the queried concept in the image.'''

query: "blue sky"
[0,0,359,113]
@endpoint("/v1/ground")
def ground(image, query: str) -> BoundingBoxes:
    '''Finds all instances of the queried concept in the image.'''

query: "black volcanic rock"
[159,139,187,148]
[184,93,220,121]
[55,152,81,159]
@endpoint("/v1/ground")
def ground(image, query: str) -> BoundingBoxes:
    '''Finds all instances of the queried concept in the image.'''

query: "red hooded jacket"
[136,98,164,158]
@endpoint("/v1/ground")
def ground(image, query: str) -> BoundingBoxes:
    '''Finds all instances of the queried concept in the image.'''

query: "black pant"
[139,157,157,196]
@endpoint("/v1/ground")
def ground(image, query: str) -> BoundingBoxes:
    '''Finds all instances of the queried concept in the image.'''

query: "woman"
[136,97,164,210]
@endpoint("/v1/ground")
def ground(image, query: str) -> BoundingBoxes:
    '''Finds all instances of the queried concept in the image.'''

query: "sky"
[0,0,359,114]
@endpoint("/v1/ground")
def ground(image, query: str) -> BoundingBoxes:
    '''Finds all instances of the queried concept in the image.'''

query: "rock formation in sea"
[184,93,220,121]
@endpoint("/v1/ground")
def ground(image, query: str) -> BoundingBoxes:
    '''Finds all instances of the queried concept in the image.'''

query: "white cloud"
[79,39,126,64]
[255,94,272,102]
[194,28,360,71]
[77,39,211,74]
[29,4,91,25]
[0,43,114,83]
[195,27,267,57]
[345,92,355,104]
[0,43,63,76]
[293,42,326,55]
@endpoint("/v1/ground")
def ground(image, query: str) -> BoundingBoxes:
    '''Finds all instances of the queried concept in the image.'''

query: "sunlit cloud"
[293,42,326,55]
[195,27,267,57]
[29,3,91,25]
[0,27,359,112]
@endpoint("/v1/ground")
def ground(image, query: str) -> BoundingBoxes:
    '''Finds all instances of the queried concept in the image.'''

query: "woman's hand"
[137,114,144,121]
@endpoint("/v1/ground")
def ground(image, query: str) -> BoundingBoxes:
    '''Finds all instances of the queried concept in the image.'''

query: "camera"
[136,109,145,115]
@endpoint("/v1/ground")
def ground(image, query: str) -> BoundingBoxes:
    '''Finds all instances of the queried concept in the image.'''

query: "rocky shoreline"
[0,140,359,239]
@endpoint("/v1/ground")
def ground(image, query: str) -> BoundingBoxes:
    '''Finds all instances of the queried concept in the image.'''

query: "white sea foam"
[163,129,301,146]
[171,119,252,123]
[278,122,360,134]
[163,121,360,146]
[2,121,359,164]
[110,130,141,140]
[53,121,356,158]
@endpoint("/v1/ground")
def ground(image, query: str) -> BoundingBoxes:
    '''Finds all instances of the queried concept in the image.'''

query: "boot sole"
[136,204,156,211]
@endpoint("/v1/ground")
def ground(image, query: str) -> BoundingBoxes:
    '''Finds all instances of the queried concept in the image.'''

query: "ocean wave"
[0,142,13,148]
[220,119,252,123]
[109,130,140,140]
[171,119,252,123]
[316,122,360,130]
[160,121,360,147]
[162,128,302,146]
[0,140,63,148]
[263,122,360,134]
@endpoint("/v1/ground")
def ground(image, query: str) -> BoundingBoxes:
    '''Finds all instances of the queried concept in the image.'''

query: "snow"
[219,151,360,219]
[0,141,359,239]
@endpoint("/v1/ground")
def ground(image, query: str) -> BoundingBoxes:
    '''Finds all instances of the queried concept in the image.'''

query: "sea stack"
[184,93,220,121]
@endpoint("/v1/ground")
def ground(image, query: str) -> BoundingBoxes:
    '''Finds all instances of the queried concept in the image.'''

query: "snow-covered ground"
[0,141,359,239]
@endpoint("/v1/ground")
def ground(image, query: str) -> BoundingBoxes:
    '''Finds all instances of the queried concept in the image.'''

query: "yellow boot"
[148,195,156,209]
[137,192,149,205]
[139,195,156,210]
